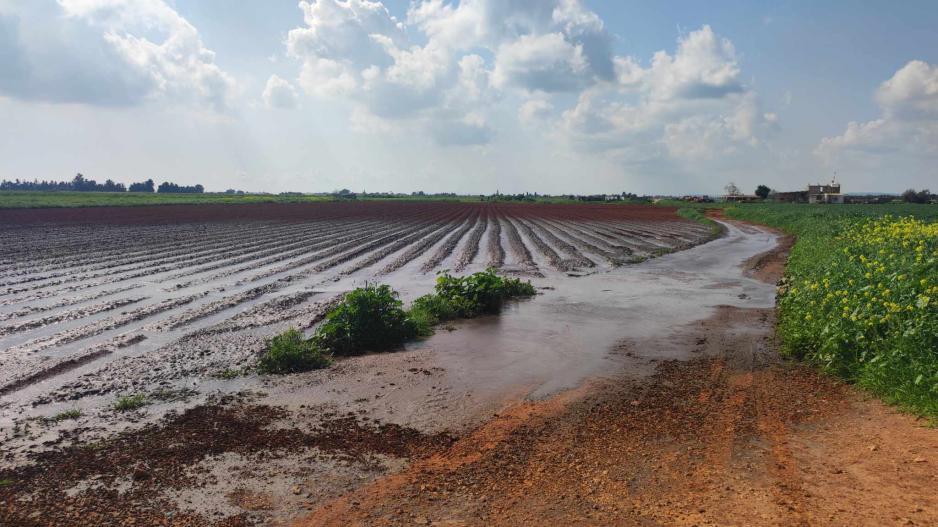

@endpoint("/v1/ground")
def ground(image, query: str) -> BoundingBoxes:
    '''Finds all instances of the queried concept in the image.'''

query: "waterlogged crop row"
[727,204,938,416]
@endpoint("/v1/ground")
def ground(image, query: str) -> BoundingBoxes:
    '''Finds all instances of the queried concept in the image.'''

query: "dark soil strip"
[0,401,454,527]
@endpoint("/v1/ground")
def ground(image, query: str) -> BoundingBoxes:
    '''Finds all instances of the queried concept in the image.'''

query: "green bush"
[313,284,419,356]
[410,268,536,326]
[258,328,332,373]
[258,270,537,373]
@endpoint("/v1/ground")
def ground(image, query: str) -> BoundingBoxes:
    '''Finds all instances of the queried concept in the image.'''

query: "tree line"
[0,174,204,193]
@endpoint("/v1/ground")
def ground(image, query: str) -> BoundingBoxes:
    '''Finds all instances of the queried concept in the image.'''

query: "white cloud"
[281,1,768,170]
[519,96,554,125]
[283,0,620,146]
[491,33,590,92]
[556,26,769,164]
[262,75,299,109]
[643,25,743,101]
[875,60,938,118]
[0,0,235,110]
[817,61,938,162]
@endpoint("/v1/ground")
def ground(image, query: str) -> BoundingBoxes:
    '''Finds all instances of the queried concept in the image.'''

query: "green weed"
[258,328,332,374]
[113,394,148,412]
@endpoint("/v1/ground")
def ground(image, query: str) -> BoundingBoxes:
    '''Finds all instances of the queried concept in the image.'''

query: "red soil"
[0,202,686,225]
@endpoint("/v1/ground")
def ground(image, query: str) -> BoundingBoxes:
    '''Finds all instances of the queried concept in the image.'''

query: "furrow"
[420,212,479,273]
[454,211,488,272]
[0,296,146,337]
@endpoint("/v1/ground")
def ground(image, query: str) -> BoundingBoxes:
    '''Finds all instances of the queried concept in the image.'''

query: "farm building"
[773,181,844,204]
[808,182,844,204]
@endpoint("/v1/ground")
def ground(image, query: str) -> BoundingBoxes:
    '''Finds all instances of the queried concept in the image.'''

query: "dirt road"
[298,223,937,527]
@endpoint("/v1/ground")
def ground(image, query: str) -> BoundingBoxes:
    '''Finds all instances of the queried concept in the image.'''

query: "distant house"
[807,182,844,204]
[773,181,844,204]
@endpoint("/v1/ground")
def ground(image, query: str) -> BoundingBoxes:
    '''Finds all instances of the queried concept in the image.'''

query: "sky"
[0,0,936,195]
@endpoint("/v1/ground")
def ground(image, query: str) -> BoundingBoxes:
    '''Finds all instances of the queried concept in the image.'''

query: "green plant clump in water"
[258,270,536,374]
[314,284,419,356]
[258,328,332,374]
[113,394,148,412]
[409,268,536,330]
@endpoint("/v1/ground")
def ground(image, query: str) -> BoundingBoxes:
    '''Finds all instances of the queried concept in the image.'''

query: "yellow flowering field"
[727,205,938,417]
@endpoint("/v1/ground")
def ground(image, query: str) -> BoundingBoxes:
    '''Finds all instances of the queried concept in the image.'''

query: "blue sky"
[1,1,936,195]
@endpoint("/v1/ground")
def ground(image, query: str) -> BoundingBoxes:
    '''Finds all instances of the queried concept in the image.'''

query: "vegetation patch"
[314,284,420,356]
[726,204,938,417]
[259,269,536,373]
[677,206,723,237]
[409,268,537,331]
[113,394,148,412]
[47,409,82,423]
[258,328,332,374]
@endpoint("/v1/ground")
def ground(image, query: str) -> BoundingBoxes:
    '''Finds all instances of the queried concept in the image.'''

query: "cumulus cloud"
[281,1,768,163]
[283,0,619,145]
[262,75,299,109]
[556,26,770,163]
[817,61,938,163]
[0,0,235,110]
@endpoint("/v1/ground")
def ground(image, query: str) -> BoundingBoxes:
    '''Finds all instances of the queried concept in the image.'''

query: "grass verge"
[725,203,938,418]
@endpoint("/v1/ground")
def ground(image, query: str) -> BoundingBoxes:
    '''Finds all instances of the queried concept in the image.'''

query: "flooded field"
[1,201,771,525]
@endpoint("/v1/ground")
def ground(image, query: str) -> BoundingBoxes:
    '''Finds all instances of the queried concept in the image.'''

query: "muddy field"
[9,202,924,526]
[0,202,710,407]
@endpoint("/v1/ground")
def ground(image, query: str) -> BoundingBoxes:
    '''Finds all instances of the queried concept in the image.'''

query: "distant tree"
[755,185,771,199]
[129,179,155,192]
[902,188,933,203]
[157,181,204,194]
[724,182,740,196]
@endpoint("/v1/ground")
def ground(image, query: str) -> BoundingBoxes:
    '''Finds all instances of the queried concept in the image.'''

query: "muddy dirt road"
[1,207,934,526]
